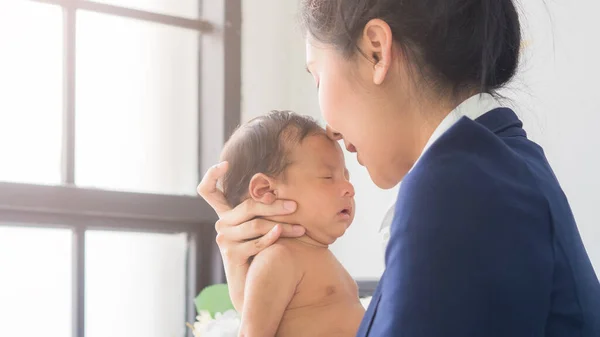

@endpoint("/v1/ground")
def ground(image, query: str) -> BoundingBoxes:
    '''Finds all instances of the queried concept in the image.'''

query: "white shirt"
[379,93,501,249]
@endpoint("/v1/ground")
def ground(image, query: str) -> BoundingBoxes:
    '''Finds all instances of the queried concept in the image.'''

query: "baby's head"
[220,110,355,245]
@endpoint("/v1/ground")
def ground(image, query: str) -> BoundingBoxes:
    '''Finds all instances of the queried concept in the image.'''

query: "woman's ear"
[248,173,278,205]
[359,18,394,85]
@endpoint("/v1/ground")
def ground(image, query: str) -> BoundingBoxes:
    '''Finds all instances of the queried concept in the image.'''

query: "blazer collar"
[475,107,527,138]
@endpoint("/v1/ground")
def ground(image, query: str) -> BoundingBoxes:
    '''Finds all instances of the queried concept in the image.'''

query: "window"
[0,1,240,337]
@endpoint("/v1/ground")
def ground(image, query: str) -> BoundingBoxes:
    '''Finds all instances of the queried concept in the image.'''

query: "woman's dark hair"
[220,110,326,207]
[300,0,521,96]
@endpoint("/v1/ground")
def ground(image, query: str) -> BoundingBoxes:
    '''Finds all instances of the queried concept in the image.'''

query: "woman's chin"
[367,168,404,189]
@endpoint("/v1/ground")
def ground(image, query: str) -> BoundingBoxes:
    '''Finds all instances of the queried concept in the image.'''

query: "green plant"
[194,284,235,317]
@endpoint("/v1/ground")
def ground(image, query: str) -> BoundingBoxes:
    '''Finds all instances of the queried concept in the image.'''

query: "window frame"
[1,1,241,336]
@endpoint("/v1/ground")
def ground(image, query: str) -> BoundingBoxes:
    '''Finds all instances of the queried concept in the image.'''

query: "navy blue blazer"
[357,108,600,336]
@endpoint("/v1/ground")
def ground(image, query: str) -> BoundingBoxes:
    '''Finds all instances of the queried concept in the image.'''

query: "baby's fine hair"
[220,110,326,207]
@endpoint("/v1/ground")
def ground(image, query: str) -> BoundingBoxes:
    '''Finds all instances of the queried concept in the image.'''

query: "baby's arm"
[239,244,301,337]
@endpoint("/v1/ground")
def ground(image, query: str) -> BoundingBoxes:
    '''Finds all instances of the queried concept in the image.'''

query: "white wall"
[505,0,600,274]
[242,1,600,279]
[241,1,319,121]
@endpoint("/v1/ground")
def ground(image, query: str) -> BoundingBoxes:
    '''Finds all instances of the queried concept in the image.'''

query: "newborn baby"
[220,110,365,337]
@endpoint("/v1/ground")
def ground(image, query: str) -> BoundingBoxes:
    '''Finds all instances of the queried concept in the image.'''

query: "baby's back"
[275,239,365,337]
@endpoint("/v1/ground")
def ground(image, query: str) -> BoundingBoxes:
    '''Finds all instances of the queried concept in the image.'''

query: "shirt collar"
[412,93,500,171]
[378,93,501,236]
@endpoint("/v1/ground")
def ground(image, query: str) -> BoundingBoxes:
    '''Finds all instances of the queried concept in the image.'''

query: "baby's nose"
[342,181,355,197]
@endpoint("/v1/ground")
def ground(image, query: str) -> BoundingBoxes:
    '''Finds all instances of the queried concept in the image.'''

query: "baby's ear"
[248,173,277,204]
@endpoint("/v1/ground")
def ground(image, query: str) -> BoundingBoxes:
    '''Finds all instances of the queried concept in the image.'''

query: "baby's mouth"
[339,207,352,216]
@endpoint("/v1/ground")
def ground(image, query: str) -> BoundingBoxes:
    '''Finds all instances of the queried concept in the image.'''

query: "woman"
[198,0,600,336]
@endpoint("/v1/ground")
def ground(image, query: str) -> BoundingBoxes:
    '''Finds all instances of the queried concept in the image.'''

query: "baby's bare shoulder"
[246,242,304,289]
[251,240,297,268]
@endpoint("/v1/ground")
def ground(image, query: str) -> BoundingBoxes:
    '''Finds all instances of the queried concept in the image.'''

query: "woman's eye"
[321,176,333,180]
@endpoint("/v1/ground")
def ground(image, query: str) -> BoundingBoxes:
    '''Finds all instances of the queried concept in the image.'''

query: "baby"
[220,110,365,337]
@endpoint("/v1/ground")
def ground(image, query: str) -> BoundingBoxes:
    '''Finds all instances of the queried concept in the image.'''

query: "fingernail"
[215,162,224,169]
[283,201,296,211]
[271,224,280,234]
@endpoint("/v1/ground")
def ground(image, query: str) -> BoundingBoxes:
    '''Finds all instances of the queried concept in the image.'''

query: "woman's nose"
[326,125,357,153]
[326,125,343,141]
[344,141,357,153]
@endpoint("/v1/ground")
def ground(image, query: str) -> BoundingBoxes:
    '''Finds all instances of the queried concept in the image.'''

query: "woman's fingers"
[220,225,284,265]
[217,197,297,230]
[218,218,304,242]
[197,162,231,216]
[279,223,306,237]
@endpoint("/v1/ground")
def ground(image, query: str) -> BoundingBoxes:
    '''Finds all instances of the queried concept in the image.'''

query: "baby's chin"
[264,213,352,243]
[310,224,351,245]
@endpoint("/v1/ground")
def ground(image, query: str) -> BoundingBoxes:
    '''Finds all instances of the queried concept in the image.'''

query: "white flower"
[192,310,214,335]
[192,310,240,337]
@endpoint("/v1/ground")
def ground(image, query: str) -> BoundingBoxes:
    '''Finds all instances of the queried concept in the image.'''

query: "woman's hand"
[197,162,305,310]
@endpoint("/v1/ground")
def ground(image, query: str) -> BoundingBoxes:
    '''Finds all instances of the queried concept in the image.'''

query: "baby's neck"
[293,235,329,249]
[261,214,332,248]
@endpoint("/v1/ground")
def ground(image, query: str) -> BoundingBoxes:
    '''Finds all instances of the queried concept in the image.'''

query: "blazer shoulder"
[397,118,550,234]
